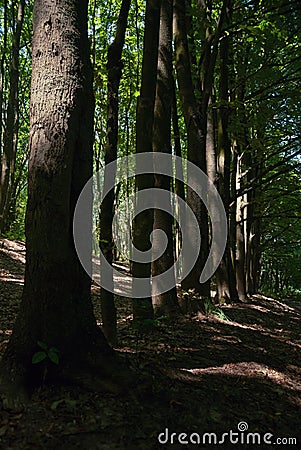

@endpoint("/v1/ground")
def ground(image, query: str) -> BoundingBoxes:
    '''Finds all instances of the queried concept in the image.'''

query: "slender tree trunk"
[0,0,25,234]
[233,51,250,300]
[174,0,210,298]
[174,0,231,298]
[172,77,185,202]
[0,0,131,412]
[246,141,262,295]
[99,0,131,347]
[235,149,247,301]
[171,76,185,272]
[132,0,161,320]
[151,0,179,317]
[0,0,8,179]
[215,2,239,303]
[206,96,217,186]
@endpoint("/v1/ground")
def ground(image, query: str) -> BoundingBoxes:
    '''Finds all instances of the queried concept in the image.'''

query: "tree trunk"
[215,2,239,303]
[151,0,179,317]
[0,0,131,412]
[0,0,25,234]
[172,77,185,203]
[235,149,247,301]
[246,159,262,295]
[171,76,185,273]
[0,0,8,183]
[132,0,161,320]
[99,0,131,347]
[174,0,210,298]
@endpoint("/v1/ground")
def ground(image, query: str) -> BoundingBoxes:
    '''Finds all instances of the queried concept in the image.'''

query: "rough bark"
[0,0,8,179]
[0,0,131,412]
[173,0,210,298]
[99,0,131,347]
[215,0,239,303]
[172,77,185,203]
[151,0,179,317]
[206,97,217,186]
[132,0,161,320]
[171,76,185,268]
[246,147,262,295]
[235,149,247,301]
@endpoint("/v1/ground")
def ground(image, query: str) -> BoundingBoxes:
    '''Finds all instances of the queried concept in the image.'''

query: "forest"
[0,0,300,448]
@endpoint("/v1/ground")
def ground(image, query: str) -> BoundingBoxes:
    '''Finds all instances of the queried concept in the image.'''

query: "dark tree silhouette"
[0,0,131,411]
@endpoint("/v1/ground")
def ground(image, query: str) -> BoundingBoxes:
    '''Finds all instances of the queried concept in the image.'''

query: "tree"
[99,0,131,347]
[0,0,131,411]
[151,0,179,316]
[173,0,210,298]
[215,0,239,303]
[131,0,161,320]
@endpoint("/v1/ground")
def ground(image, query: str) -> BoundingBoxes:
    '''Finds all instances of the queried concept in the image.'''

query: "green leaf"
[49,346,59,354]
[37,341,48,350]
[51,399,64,410]
[51,398,78,411]
[48,350,59,365]
[32,351,47,364]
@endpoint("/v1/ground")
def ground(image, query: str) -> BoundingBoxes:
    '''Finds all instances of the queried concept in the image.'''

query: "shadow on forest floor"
[0,239,300,449]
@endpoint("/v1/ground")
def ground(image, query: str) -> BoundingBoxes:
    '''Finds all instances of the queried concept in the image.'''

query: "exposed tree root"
[0,371,29,412]
[0,350,138,411]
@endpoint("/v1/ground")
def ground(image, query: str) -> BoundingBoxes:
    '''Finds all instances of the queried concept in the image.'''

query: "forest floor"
[0,239,300,450]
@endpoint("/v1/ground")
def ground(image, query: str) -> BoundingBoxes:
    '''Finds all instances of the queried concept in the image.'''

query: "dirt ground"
[0,239,300,449]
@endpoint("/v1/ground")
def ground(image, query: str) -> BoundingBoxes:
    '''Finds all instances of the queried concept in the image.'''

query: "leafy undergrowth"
[0,239,300,449]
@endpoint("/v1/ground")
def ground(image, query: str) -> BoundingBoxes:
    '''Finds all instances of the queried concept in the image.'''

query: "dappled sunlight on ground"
[0,239,300,449]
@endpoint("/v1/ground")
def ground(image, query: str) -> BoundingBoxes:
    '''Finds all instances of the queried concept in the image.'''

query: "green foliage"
[0,0,32,236]
[51,398,78,412]
[132,317,162,334]
[0,0,299,300]
[204,299,230,321]
[32,341,60,365]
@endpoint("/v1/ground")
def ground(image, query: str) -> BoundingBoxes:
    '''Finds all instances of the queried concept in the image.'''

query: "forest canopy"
[0,0,300,300]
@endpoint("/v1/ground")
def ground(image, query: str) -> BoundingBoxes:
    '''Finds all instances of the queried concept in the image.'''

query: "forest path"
[0,239,300,449]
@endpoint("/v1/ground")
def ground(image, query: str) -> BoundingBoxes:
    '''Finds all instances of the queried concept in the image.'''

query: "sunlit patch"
[0,239,26,264]
[116,347,137,354]
[177,362,301,393]
[213,335,242,344]
[0,276,24,285]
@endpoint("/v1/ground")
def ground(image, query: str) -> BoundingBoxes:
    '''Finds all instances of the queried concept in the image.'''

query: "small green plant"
[133,318,157,334]
[133,315,169,334]
[51,398,78,412]
[32,341,60,365]
[204,299,230,321]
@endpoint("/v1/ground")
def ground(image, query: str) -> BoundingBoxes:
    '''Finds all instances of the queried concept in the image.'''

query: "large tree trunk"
[99,0,131,347]
[151,0,179,317]
[0,0,130,412]
[215,20,239,303]
[132,0,161,320]
[0,0,25,234]
[173,0,210,298]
